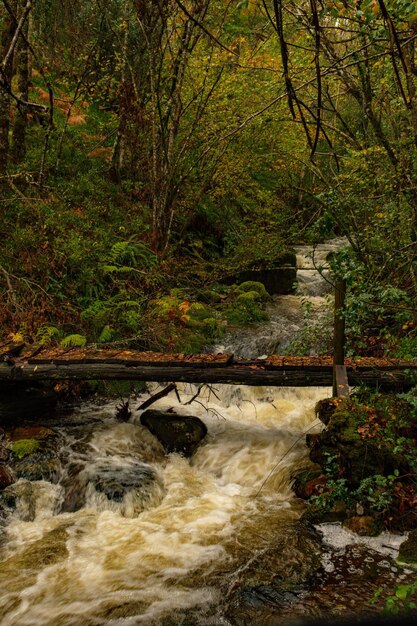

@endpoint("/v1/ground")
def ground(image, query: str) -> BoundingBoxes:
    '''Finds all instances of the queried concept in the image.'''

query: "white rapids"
[0,385,328,626]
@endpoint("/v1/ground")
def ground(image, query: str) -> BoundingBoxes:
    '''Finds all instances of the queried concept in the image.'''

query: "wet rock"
[0,384,58,426]
[62,459,165,516]
[140,410,207,457]
[292,467,325,499]
[225,252,297,295]
[6,424,63,484]
[227,585,301,626]
[302,501,348,524]
[343,515,383,537]
[398,529,417,565]
[0,444,10,462]
[90,462,157,503]
[0,480,60,522]
[60,462,87,512]
[8,425,53,441]
[0,466,14,489]
[13,456,61,483]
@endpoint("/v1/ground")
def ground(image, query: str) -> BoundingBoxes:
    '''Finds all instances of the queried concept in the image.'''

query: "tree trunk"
[0,1,17,176]
[11,0,29,163]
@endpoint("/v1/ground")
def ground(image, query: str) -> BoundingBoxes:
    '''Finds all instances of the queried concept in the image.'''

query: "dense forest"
[1,0,417,357]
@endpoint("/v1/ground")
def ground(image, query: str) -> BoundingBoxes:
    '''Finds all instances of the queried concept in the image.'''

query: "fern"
[98,325,113,343]
[101,264,135,273]
[104,241,158,272]
[60,334,87,348]
[35,325,61,346]
[108,241,130,263]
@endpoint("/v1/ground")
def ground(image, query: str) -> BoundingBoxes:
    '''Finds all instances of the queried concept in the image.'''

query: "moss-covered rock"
[235,290,263,304]
[10,439,40,459]
[315,397,342,426]
[187,302,214,320]
[398,530,417,565]
[6,424,63,484]
[308,399,406,487]
[236,281,269,300]
[199,289,223,304]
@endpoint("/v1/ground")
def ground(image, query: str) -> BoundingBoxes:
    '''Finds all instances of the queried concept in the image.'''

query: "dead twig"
[137,382,178,411]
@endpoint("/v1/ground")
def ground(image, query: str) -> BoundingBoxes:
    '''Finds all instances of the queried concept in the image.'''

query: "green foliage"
[101,241,158,275]
[60,334,87,348]
[35,325,61,346]
[394,336,417,359]
[310,392,417,527]
[371,581,417,616]
[223,297,268,325]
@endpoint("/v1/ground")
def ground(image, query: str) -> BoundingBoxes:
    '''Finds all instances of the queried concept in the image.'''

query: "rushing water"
[216,239,345,358]
[0,240,412,625]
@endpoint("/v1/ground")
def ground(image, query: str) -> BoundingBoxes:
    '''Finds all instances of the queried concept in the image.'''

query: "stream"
[0,241,413,625]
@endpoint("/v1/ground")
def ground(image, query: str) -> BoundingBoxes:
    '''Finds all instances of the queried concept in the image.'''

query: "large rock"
[398,530,417,565]
[61,459,165,516]
[225,252,297,295]
[89,461,157,503]
[140,410,207,457]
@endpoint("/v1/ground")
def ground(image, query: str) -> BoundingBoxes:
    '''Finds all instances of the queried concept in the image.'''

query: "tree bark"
[11,0,29,162]
[0,1,17,175]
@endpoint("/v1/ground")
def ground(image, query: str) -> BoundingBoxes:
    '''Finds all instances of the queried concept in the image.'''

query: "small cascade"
[217,238,346,357]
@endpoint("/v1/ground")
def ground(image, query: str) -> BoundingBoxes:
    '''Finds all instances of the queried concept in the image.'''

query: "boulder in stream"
[61,459,165,517]
[140,410,207,457]
[6,424,63,484]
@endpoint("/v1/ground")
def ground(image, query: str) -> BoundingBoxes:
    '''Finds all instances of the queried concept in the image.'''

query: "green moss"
[236,281,269,300]
[11,439,40,459]
[188,302,214,320]
[236,290,262,303]
[199,289,223,304]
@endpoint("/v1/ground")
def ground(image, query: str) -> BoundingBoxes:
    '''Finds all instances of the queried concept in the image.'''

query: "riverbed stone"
[343,515,383,537]
[0,466,14,489]
[0,444,10,462]
[90,461,157,503]
[140,410,207,457]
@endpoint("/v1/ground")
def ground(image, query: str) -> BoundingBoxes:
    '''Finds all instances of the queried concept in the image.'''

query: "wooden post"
[333,278,348,397]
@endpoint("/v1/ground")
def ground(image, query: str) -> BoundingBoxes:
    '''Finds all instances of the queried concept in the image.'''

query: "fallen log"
[0,361,415,389]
